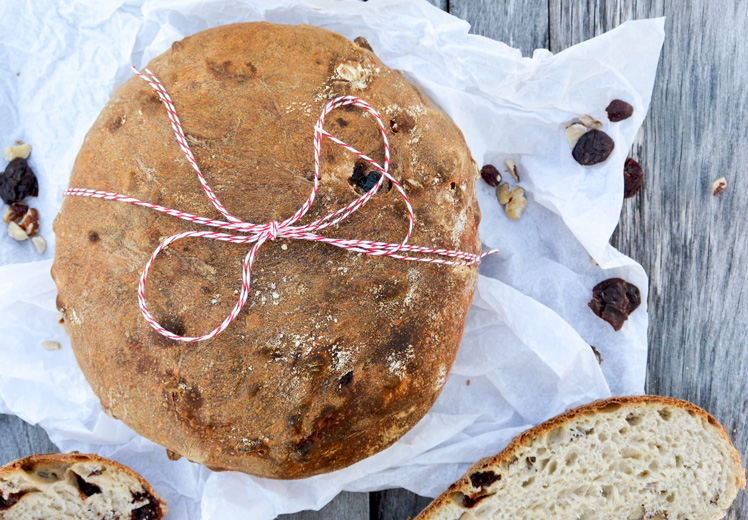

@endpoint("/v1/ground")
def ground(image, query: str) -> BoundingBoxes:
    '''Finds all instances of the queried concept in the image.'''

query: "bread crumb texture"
[0,453,165,520]
[417,396,745,520]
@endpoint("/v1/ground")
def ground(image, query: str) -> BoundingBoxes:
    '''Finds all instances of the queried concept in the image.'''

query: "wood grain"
[549,1,748,518]
[0,414,58,466]
[371,487,432,520]
[422,0,448,12]
[277,492,369,520]
[449,0,549,56]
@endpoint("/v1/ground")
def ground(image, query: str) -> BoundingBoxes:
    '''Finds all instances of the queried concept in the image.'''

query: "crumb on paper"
[41,340,61,351]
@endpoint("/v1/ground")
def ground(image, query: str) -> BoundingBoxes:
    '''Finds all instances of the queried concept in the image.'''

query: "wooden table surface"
[2,1,747,518]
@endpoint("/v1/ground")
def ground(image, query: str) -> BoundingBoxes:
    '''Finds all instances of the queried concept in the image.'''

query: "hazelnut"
[2,143,31,162]
[3,203,28,224]
[32,235,47,254]
[505,187,528,220]
[712,177,727,196]
[481,164,502,187]
[504,159,519,182]
[565,123,588,148]
[497,182,511,205]
[41,340,61,351]
[7,221,28,241]
[579,114,603,129]
[18,207,39,236]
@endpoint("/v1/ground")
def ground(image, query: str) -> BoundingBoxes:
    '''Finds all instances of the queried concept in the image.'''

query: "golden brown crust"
[416,395,746,519]
[0,452,166,516]
[52,23,481,479]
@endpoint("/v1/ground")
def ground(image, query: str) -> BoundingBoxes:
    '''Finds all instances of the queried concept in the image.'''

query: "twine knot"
[265,220,280,241]
[64,67,497,342]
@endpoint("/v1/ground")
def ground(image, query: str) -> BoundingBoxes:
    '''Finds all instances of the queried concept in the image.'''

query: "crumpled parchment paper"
[0,1,664,518]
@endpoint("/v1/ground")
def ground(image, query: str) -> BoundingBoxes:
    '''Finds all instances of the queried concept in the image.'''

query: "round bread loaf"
[52,22,481,479]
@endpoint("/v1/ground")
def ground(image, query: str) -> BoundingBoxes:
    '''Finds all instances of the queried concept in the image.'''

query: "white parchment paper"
[0,1,664,518]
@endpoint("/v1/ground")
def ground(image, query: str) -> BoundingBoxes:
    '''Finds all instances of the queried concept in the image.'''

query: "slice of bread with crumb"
[416,396,745,520]
[0,453,166,520]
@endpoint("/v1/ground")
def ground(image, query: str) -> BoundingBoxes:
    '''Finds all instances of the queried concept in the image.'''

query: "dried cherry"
[73,473,102,497]
[0,491,28,510]
[469,471,501,489]
[1,158,38,204]
[605,99,634,122]
[130,500,161,520]
[480,164,502,187]
[350,162,381,192]
[588,278,641,331]
[572,130,615,166]
[623,158,643,198]
[360,172,381,192]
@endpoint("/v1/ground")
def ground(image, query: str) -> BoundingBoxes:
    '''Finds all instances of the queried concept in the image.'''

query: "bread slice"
[416,396,745,520]
[0,453,166,520]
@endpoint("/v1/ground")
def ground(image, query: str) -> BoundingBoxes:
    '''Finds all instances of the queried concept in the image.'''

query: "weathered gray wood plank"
[549,1,748,519]
[0,414,58,466]
[450,0,549,57]
[423,0,448,12]
[371,487,433,520]
[277,491,369,519]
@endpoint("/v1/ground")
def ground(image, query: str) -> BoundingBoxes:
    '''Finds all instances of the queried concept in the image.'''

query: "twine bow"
[65,67,497,342]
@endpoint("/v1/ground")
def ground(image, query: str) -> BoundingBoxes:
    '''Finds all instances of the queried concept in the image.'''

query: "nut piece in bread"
[416,395,746,520]
[52,22,481,479]
[0,452,166,520]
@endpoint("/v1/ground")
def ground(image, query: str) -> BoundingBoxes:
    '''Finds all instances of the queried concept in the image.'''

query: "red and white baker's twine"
[64,67,498,342]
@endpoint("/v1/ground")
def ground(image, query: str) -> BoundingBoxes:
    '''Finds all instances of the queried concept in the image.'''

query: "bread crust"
[416,395,746,519]
[0,452,166,517]
[52,23,481,478]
